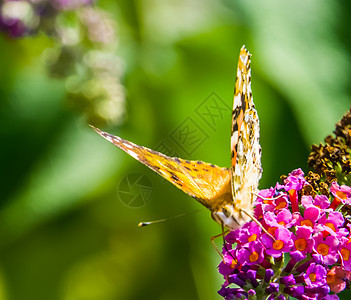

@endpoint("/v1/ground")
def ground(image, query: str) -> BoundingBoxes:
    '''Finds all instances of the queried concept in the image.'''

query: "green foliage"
[0,0,350,299]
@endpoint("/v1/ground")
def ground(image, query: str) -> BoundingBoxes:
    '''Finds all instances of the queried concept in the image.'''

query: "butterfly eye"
[222,207,231,218]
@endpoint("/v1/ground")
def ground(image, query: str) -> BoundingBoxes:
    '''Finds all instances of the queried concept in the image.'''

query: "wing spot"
[171,174,179,181]
[126,150,139,160]
[241,93,246,107]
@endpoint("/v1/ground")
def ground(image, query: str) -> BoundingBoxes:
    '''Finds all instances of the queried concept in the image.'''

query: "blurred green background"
[0,0,350,299]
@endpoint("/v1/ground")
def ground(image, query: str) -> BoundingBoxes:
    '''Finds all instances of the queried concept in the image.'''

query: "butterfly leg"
[211,223,233,261]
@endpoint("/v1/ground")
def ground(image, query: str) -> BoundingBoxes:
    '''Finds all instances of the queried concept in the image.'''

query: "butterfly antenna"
[138,209,202,227]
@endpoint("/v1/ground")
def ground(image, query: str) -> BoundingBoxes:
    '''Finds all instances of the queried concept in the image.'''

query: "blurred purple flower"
[51,0,95,10]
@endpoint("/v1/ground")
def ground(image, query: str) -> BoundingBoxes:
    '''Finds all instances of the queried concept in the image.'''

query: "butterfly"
[91,46,262,230]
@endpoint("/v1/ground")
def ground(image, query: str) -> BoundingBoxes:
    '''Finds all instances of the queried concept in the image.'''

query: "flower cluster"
[0,0,125,126]
[0,0,95,37]
[218,169,351,300]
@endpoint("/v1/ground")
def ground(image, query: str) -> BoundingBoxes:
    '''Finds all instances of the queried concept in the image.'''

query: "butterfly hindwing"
[91,126,230,209]
[230,46,262,215]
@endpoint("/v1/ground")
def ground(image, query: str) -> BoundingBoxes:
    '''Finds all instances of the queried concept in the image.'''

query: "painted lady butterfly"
[91,46,262,230]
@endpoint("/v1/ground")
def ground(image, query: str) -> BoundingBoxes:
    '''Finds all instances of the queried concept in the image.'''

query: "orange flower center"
[274,200,287,210]
[295,238,307,251]
[341,248,350,261]
[309,272,317,282]
[317,243,330,256]
[336,190,348,200]
[325,222,336,232]
[278,221,286,226]
[248,234,257,242]
[263,199,274,205]
[249,251,259,262]
[273,240,284,250]
[301,219,313,227]
[327,273,336,284]
[231,259,237,269]
[268,227,277,236]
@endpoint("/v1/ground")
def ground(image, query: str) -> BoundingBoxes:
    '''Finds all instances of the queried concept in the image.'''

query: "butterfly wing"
[91,126,230,210]
[230,46,262,216]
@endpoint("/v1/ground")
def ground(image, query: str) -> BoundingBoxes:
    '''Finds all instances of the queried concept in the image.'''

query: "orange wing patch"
[90,126,231,210]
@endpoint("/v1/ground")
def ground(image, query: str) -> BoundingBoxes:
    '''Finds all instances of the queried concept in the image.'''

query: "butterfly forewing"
[230,46,262,218]
[91,46,262,230]
[91,126,231,209]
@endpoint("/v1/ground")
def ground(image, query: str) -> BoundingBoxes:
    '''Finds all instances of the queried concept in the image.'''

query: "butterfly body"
[91,46,261,231]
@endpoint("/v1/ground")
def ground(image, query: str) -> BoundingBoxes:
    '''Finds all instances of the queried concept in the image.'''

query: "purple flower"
[224,230,236,245]
[235,221,262,245]
[228,274,245,288]
[313,233,339,265]
[218,252,237,276]
[0,1,32,37]
[218,286,246,299]
[317,211,348,238]
[257,189,289,212]
[304,263,327,287]
[264,208,293,229]
[322,295,340,300]
[285,285,304,298]
[246,270,258,288]
[305,284,330,296]
[339,238,351,271]
[330,182,351,205]
[51,0,95,11]
[247,289,256,297]
[265,282,279,294]
[237,241,264,265]
[280,274,296,286]
[264,268,274,282]
[261,227,293,258]
[294,205,320,228]
[283,168,307,191]
[292,226,314,257]
[301,194,330,209]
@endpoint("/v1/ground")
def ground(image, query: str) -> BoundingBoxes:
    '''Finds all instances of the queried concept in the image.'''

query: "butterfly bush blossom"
[218,169,351,300]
